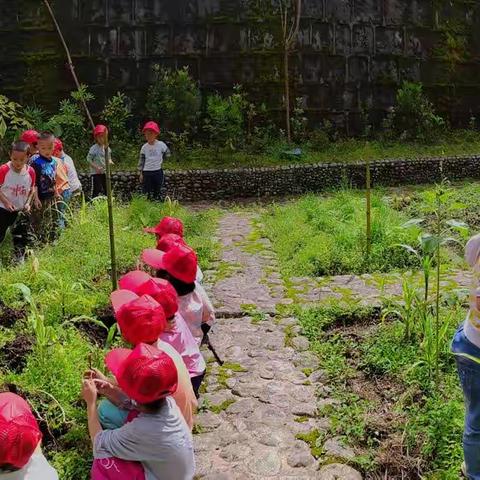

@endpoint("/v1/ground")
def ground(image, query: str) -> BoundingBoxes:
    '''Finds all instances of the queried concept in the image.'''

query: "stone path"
[287,269,471,306]
[195,211,363,479]
[208,212,289,316]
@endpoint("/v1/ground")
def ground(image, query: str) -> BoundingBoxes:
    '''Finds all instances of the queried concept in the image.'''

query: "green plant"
[390,82,445,142]
[204,87,246,152]
[102,92,133,141]
[290,97,307,143]
[147,66,201,134]
[0,94,31,156]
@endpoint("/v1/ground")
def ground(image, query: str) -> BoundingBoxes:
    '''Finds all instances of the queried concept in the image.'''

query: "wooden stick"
[103,131,118,290]
[43,0,118,291]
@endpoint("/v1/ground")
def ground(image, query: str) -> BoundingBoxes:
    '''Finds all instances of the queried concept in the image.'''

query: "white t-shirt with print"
[0,453,58,480]
[0,163,35,211]
[139,140,170,172]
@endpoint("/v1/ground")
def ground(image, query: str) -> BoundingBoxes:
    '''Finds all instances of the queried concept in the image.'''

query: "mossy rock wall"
[1,0,480,130]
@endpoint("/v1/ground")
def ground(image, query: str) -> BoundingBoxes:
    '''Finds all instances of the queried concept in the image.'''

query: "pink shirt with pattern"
[159,313,206,377]
[0,163,35,211]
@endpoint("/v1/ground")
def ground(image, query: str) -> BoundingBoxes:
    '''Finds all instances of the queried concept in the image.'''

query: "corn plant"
[396,183,469,386]
[382,276,422,341]
[12,283,57,362]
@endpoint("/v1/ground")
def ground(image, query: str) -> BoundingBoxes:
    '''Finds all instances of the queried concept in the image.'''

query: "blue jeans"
[452,323,480,479]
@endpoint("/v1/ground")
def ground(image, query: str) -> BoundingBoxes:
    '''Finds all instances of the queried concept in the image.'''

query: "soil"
[329,319,425,480]
[0,301,26,328]
[0,334,34,373]
[94,305,116,328]
[75,319,108,346]
[74,305,116,346]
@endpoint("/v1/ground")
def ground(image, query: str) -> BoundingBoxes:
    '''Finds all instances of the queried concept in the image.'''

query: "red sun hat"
[137,278,178,319]
[20,130,39,145]
[144,217,184,237]
[118,271,179,319]
[0,393,42,469]
[53,138,63,154]
[118,270,151,292]
[93,124,108,137]
[142,121,160,135]
[105,343,178,404]
[142,245,198,284]
[110,291,167,345]
[156,233,185,252]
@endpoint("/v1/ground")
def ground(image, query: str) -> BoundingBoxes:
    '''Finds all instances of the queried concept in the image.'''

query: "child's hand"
[139,173,143,183]
[23,204,31,214]
[34,198,42,210]
[82,379,98,405]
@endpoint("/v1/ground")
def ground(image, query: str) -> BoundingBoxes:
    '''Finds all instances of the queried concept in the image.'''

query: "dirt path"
[195,211,362,479]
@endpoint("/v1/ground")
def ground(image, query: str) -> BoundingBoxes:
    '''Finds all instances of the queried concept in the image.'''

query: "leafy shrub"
[204,88,246,150]
[0,94,31,155]
[101,92,132,141]
[388,82,445,142]
[147,66,201,133]
[308,129,330,152]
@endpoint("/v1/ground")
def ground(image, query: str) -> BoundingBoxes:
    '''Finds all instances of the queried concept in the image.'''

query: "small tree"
[147,66,201,134]
[277,0,302,143]
[390,82,445,142]
[204,88,246,152]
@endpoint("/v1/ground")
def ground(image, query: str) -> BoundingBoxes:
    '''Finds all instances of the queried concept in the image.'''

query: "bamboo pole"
[366,157,372,260]
[103,131,118,290]
[43,0,117,290]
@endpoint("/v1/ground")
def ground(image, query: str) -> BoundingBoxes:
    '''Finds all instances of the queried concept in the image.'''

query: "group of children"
[0,215,214,479]
[0,120,170,263]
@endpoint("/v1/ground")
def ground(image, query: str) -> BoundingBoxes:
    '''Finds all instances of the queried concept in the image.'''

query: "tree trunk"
[284,46,291,143]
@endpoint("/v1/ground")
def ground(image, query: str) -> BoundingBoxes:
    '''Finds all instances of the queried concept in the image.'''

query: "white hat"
[465,234,480,269]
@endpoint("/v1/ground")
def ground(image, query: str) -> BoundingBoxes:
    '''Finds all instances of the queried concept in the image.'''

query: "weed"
[295,429,324,458]
[209,398,236,414]
[284,324,295,348]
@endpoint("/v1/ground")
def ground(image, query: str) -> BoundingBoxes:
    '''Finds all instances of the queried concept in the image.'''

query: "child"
[141,245,215,346]
[119,271,207,398]
[30,132,58,243]
[144,216,204,282]
[452,233,480,479]
[138,121,170,200]
[53,139,70,230]
[0,141,35,263]
[0,392,58,479]
[103,288,197,429]
[19,130,39,160]
[88,125,112,198]
[53,138,82,197]
[82,343,195,480]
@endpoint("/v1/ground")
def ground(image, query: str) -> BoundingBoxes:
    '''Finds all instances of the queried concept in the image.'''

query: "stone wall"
[1,1,480,130]
[78,155,480,202]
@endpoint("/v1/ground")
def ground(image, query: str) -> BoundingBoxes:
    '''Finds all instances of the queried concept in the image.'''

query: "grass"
[77,130,480,172]
[263,191,423,277]
[0,196,220,479]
